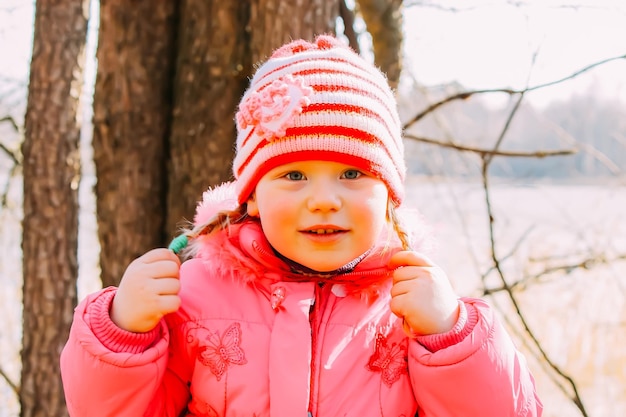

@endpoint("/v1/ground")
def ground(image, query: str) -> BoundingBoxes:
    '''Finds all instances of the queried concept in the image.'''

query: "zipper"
[308,283,337,417]
[308,284,319,416]
[308,283,327,417]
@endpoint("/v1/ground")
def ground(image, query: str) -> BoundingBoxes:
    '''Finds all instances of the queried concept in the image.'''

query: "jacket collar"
[199,220,398,297]
[189,181,433,297]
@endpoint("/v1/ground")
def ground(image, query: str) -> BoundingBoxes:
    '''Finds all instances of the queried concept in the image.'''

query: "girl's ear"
[246,193,259,217]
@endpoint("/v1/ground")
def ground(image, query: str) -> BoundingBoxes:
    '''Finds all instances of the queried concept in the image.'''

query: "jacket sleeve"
[60,287,191,417]
[408,297,543,417]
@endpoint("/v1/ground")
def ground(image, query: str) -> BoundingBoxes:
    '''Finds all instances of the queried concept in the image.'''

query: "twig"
[403,1,479,12]
[480,225,536,280]
[403,133,576,158]
[0,142,19,166]
[526,54,626,93]
[0,365,19,397]
[485,258,582,293]
[403,53,626,129]
[482,252,626,294]
[0,116,21,165]
[479,93,589,416]
[1,162,20,207]
[0,115,19,131]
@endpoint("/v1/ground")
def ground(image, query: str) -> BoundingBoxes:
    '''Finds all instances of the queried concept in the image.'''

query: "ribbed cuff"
[88,288,162,354]
[415,300,479,352]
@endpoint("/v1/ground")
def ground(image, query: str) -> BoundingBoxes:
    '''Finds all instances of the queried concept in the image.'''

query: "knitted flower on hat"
[233,35,406,206]
[236,74,313,142]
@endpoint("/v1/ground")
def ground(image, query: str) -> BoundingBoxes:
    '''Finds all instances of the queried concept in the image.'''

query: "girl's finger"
[388,250,435,269]
[392,265,432,283]
[144,261,180,279]
[390,279,413,297]
[142,248,181,265]
[158,294,182,315]
[152,277,181,296]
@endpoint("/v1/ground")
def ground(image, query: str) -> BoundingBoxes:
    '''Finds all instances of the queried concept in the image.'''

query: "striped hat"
[233,35,406,206]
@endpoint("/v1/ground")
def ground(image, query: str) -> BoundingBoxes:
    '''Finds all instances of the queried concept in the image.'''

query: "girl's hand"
[111,248,182,333]
[389,251,460,336]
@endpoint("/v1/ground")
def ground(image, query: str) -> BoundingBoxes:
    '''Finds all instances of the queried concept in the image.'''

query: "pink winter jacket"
[61,188,542,417]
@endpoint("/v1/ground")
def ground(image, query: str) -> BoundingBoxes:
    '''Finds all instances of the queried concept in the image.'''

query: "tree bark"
[249,0,340,61]
[357,0,403,89]
[93,0,178,286]
[166,0,340,237]
[165,1,251,237]
[339,0,361,54]
[21,1,88,416]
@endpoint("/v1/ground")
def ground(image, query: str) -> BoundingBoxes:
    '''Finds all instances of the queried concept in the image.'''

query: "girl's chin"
[277,252,353,274]
[287,251,369,274]
[294,259,345,273]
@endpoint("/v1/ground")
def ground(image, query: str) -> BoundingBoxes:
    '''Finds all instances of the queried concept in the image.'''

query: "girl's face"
[246,160,389,272]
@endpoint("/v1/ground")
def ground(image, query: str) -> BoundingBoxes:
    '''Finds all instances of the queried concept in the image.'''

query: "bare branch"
[1,161,20,207]
[481,225,537,280]
[403,133,576,158]
[482,178,589,416]
[403,1,479,12]
[543,115,623,175]
[484,253,626,293]
[403,89,508,128]
[526,54,626,93]
[478,95,590,416]
[486,92,526,163]
[0,115,19,132]
[0,143,19,166]
[0,366,19,397]
[530,252,626,266]
[0,116,21,166]
[403,54,626,129]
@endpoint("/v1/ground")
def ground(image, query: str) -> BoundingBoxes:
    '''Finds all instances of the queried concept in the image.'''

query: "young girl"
[61,35,542,417]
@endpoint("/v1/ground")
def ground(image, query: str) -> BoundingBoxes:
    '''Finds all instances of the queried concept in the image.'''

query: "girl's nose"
[306,180,342,212]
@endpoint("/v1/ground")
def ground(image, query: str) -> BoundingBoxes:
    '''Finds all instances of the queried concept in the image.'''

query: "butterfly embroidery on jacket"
[367,332,408,387]
[187,322,248,381]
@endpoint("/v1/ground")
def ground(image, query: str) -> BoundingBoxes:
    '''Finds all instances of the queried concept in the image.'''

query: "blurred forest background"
[0,1,625,417]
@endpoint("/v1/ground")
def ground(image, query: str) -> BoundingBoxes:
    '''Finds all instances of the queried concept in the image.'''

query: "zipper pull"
[270,286,286,310]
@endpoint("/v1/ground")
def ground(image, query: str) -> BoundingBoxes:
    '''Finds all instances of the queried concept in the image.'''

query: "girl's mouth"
[305,229,343,235]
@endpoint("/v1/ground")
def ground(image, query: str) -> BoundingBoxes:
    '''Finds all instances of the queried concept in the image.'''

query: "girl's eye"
[285,171,305,181]
[342,169,362,180]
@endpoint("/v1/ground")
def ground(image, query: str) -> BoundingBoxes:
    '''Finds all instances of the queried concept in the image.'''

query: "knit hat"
[233,35,406,206]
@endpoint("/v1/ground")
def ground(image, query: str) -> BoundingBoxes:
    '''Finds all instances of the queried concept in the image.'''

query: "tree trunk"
[357,0,403,89]
[165,1,251,237]
[21,1,88,416]
[166,0,339,236]
[93,0,178,287]
[249,0,340,61]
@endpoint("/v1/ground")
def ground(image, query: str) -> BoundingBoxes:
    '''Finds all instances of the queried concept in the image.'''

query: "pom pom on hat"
[233,35,406,206]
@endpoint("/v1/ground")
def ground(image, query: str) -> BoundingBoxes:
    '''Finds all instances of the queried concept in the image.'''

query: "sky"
[401,0,626,107]
[0,0,625,111]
